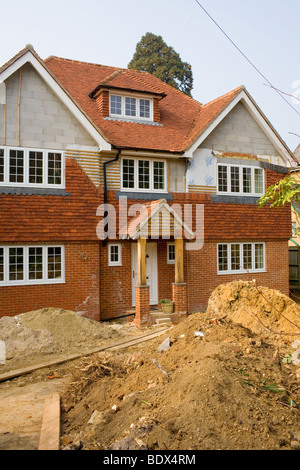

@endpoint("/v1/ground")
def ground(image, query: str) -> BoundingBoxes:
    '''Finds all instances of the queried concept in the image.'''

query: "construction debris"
[1,281,300,450]
[59,281,300,450]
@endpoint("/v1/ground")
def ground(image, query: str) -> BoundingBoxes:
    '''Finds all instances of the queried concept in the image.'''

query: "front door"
[131,242,158,306]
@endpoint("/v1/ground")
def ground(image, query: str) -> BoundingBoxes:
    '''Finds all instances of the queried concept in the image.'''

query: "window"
[121,158,166,192]
[0,147,64,188]
[217,242,265,274]
[0,148,4,182]
[167,243,175,264]
[292,221,297,237]
[108,244,122,266]
[217,163,264,196]
[110,94,152,121]
[0,246,64,285]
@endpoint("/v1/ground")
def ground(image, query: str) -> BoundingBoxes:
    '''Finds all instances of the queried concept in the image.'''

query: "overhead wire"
[194,0,300,119]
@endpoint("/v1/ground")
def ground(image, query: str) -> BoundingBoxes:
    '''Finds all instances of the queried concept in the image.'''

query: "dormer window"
[109,94,152,121]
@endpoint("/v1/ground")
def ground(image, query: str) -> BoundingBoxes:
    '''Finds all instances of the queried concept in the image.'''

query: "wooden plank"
[0,328,169,383]
[38,393,60,450]
[138,237,147,286]
[175,237,184,283]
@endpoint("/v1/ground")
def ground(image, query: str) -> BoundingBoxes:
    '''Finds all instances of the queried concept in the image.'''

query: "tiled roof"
[0,159,103,242]
[44,56,244,153]
[44,55,204,153]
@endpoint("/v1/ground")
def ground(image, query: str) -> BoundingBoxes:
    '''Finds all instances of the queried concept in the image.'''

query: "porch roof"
[119,198,194,240]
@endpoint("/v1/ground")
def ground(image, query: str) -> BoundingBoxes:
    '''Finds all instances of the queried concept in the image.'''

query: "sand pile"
[60,311,300,451]
[0,308,125,372]
[207,280,300,344]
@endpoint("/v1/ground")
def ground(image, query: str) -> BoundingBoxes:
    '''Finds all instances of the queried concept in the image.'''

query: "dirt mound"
[207,280,300,344]
[60,312,300,450]
[0,308,136,373]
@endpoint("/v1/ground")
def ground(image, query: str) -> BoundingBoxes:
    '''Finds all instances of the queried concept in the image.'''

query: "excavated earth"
[60,281,300,451]
[0,280,300,451]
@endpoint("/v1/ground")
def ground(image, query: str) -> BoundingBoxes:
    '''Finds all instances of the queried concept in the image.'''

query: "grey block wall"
[199,101,280,156]
[0,63,97,150]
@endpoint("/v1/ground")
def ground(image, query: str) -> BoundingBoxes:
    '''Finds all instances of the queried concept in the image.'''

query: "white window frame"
[0,146,65,189]
[0,245,65,286]
[217,242,266,275]
[109,93,153,121]
[121,157,167,193]
[217,163,265,196]
[108,243,122,266]
[167,242,175,264]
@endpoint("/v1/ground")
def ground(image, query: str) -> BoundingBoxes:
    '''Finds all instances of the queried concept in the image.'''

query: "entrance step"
[149,310,176,325]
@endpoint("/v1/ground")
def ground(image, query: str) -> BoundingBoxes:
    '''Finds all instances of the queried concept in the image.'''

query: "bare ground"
[1,281,300,451]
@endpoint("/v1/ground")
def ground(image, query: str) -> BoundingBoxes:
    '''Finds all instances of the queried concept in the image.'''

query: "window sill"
[0,279,65,287]
[217,269,266,275]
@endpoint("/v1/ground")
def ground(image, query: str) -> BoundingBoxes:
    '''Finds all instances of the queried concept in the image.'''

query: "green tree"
[258,174,300,236]
[128,33,193,97]
[258,175,300,208]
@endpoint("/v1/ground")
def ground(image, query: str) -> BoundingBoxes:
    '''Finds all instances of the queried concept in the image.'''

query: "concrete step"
[150,310,176,325]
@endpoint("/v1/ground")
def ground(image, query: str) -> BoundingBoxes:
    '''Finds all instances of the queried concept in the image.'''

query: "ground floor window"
[167,242,175,264]
[0,245,64,285]
[108,243,122,266]
[217,242,265,274]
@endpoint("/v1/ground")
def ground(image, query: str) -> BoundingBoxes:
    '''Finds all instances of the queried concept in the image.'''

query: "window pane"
[218,165,227,192]
[125,97,136,117]
[29,151,43,184]
[110,95,122,115]
[122,159,135,188]
[110,245,119,263]
[9,150,24,183]
[255,244,264,269]
[138,160,150,189]
[48,247,62,279]
[153,161,165,190]
[0,248,3,281]
[140,99,150,118]
[168,244,175,262]
[29,247,43,280]
[0,149,4,183]
[254,168,263,194]
[243,167,252,193]
[9,247,24,281]
[48,153,62,185]
[218,244,228,271]
[243,243,252,270]
[231,243,240,271]
[231,167,240,193]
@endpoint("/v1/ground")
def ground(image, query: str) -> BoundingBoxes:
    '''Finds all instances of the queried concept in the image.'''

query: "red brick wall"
[0,242,100,321]
[186,239,289,313]
[99,241,132,320]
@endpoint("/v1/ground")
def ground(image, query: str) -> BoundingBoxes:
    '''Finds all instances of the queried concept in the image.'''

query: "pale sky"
[1,0,300,152]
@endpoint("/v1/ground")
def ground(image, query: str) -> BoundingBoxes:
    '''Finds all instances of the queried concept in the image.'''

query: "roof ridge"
[44,55,125,71]
[201,85,244,108]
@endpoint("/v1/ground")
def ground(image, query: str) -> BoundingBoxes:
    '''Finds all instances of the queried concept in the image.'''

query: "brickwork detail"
[0,243,100,321]
[134,285,150,327]
[172,283,188,318]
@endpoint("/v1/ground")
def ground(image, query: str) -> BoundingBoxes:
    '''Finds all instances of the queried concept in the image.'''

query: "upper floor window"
[0,147,64,188]
[121,158,166,192]
[110,94,152,121]
[217,163,264,196]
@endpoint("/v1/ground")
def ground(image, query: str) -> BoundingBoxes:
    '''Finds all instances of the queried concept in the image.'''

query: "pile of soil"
[0,308,142,373]
[207,280,300,344]
[60,290,300,450]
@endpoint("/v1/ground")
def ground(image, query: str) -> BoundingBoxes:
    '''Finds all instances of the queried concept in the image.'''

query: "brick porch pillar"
[134,285,150,327]
[172,282,188,318]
